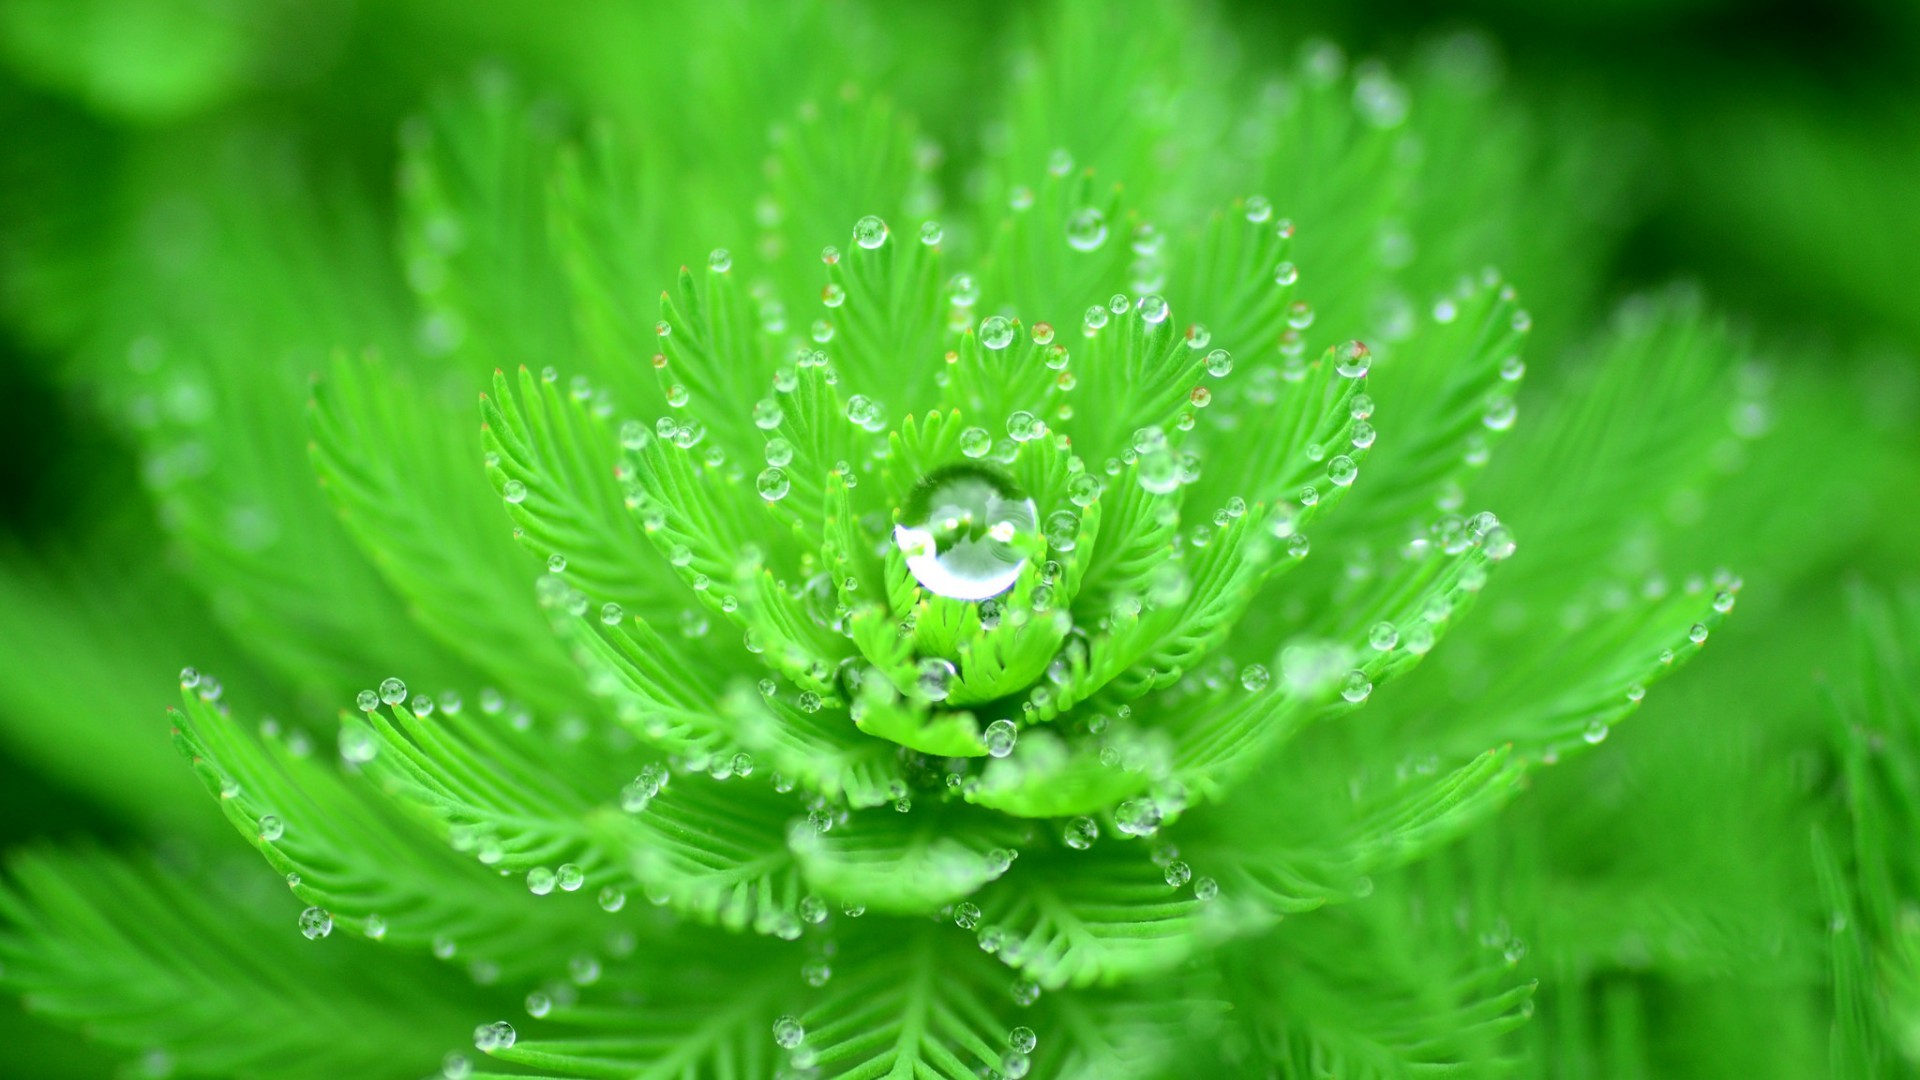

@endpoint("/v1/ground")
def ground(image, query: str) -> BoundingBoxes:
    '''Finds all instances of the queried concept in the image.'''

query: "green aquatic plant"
[4,3,1890,1078]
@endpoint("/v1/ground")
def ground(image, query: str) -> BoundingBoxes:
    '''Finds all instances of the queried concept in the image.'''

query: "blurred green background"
[1,0,1915,1075]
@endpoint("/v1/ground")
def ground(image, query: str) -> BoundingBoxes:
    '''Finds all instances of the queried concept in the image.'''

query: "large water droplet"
[892,465,1037,601]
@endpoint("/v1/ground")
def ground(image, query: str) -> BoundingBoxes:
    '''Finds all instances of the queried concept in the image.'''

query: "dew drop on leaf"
[917,657,956,702]
[852,215,888,249]
[1369,621,1399,651]
[1341,670,1373,703]
[1065,207,1108,252]
[892,464,1037,602]
[1005,410,1041,442]
[526,867,555,895]
[298,906,332,940]
[980,315,1016,350]
[984,718,1019,757]
[1063,816,1099,850]
[757,467,790,502]
[1327,455,1358,487]
[1333,340,1371,378]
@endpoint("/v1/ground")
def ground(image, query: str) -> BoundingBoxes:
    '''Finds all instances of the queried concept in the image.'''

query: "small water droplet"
[980,316,1016,350]
[1333,341,1370,378]
[339,726,379,763]
[917,657,956,702]
[852,215,889,249]
[1043,509,1079,552]
[959,426,992,458]
[707,248,732,272]
[1327,455,1358,487]
[1063,816,1099,850]
[1066,208,1108,252]
[473,1021,516,1052]
[947,273,980,307]
[984,719,1019,757]
[955,901,982,929]
[773,1015,805,1049]
[845,395,885,431]
[1137,448,1180,495]
[298,907,332,940]
[1368,621,1399,652]
[1340,670,1373,703]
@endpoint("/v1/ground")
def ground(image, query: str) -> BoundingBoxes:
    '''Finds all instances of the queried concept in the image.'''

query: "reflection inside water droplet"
[892,464,1037,601]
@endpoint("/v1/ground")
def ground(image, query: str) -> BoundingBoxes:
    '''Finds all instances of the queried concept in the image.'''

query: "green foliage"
[0,2,1914,1078]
